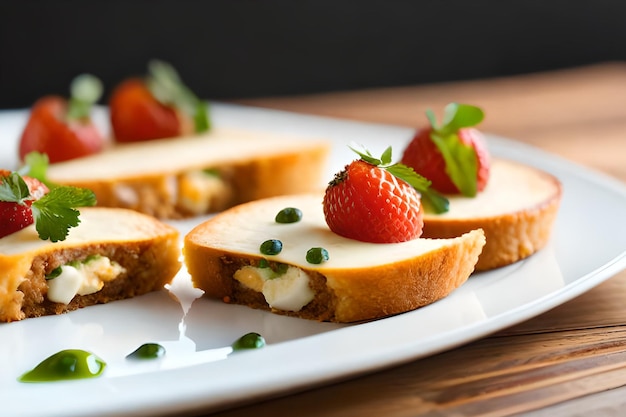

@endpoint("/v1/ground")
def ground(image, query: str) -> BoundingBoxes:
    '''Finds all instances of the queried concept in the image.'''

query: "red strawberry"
[401,103,491,197]
[0,170,49,239]
[109,60,209,143]
[109,78,183,142]
[323,147,427,243]
[19,75,105,164]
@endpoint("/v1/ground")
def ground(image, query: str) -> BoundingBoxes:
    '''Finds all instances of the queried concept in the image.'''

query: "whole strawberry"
[401,103,490,196]
[19,74,105,164]
[323,146,448,243]
[109,60,210,142]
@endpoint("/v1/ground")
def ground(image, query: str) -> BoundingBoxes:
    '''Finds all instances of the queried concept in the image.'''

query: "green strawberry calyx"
[349,144,449,214]
[146,59,211,134]
[426,103,484,197]
[2,152,98,242]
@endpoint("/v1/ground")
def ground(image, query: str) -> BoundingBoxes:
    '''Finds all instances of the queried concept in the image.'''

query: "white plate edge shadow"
[0,103,625,417]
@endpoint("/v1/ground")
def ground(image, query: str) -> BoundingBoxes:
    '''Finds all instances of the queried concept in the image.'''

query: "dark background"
[1,1,624,109]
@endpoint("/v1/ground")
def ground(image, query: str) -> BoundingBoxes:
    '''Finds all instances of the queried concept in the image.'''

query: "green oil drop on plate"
[19,349,106,383]
[126,343,166,360]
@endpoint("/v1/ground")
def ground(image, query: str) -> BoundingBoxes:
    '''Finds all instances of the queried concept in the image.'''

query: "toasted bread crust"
[183,194,486,323]
[0,208,181,322]
[422,160,562,270]
[324,230,485,321]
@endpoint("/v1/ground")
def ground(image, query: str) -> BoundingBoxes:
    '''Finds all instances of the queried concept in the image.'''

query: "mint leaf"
[430,132,479,197]
[31,186,96,242]
[0,172,30,204]
[380,146,393,165]
[348,143,382,165]
[440,103,484,135]
[426,103,485,197]
[386,163,449,213]
[385,163,431,191]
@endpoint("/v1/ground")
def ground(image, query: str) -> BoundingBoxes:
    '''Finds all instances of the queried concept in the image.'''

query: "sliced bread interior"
[0,207,181,322]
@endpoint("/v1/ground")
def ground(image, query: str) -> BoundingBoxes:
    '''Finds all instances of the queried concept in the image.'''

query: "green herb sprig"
[3,154,96,242]
[31,186,96,242]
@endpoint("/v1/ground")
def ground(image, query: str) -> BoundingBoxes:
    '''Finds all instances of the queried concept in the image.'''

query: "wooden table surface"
[205,62,626,417]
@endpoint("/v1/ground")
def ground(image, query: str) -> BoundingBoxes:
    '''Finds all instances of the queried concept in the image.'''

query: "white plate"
[1,103,625,417]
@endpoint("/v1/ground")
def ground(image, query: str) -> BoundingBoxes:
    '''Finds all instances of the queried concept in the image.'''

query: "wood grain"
[201,62,626,417]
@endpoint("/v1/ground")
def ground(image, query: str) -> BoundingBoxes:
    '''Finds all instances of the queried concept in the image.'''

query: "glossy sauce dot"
[275,207,303,224]
[126,343,166,360]
[231,332,266,351]
[306,247,329,264]
[260,239,282,255]
[18,349,106,383]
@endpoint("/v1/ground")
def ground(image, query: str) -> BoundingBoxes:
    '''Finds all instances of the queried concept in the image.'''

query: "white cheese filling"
[234,265,315,312]
[47,257,126,305]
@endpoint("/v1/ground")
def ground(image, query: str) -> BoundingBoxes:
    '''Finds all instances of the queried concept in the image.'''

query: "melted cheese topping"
[427,159,559,219]
[186,194,454,271]
[47,128,329,181]
[0,208,171,255]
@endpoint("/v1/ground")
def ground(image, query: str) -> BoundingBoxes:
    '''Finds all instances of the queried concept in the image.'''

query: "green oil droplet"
[306,247,329,264]
[19,349,106,383]
[260,239,282,255]
[231,332,266,351]
[275,207,303,224]
[126,343,166,360]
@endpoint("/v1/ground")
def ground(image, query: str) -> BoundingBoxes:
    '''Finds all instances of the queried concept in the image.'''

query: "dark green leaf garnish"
[3,159,97,241]
[31,186,96,242]
[0,172,30,204]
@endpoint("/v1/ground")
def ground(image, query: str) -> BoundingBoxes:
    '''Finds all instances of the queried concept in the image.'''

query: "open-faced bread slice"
[0,207,181,322]
[184,193,485,323]
[45,128,330,219]
[422,159,562,271]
